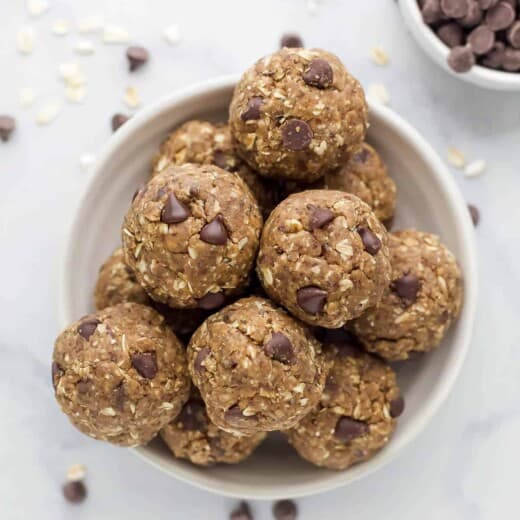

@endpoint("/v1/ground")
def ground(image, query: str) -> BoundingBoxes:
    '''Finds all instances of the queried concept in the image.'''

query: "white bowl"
[59,75,478,499]
[399,0,520,91]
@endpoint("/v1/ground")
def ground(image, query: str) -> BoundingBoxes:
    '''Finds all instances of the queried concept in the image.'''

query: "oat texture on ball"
[257,190,391,328]
[286,344,403,470]
[52,303,190,446]
[229,48,368,182]
[122,163,262,309]
[187,296,327,435]
[352,229,463,361]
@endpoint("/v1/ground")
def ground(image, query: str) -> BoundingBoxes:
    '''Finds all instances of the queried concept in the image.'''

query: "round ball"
[52,303,190,446]
[257,190,391,328]
[187,296,327,435]
[229,48,368,182]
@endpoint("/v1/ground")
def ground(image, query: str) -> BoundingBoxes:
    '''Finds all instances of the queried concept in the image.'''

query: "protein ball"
[160,390,266,466]
[52,303,190,446]
[324,143,396,224]
[286,345,402,470]
[229,48,368,182]
[187,297,327,435]
[352,229,463,361]
[257,190,391,328]
[122,163,262,309]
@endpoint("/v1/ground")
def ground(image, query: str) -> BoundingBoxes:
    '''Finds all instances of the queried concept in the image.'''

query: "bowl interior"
[60,78,476,499]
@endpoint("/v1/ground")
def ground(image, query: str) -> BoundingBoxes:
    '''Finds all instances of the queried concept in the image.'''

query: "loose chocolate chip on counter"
[296,286,327,314]
[507,21,520,48]
[481,41,505,67]
[352,146,371,163]
[357,227,382,255]
[502,47,520,70]
[161,192,190,224]
[230,501,253,520]
[77,318,100,340]
[447,45,476,72]
[63,480,87,504]
[468,24,496,54]
[273,499,298,520]
[0,115,16,142]
[200,215,228,245]
[308,207,335,230]
[437,23,465,47]
[459,1,483,28]
[197,292,225,310]
[264,332,294,363]
[485,1,515,31]
[422,0,444,24]
[392,273,421,305]
[302,58,333,88]
[468,203,480,225]
[334,416,369,443]
[390,396,405,418]
[194,346,211,373]
[126,45,150,71]
[440,0,470,19]
[241,97,263,121]
[111,113,130,132]
[177,400,208,431]
[281,119,313,151]
[131,352,158,379]
[280,33,304,48]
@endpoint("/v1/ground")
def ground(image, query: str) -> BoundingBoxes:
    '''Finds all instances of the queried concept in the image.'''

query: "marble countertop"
[1,0,519,518]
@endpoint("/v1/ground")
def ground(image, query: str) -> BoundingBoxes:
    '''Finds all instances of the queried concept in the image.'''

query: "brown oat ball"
[286,344,402,470]
[94,248,150,309]
[187,297,327,436]
[52,303,190,446]
[160,390,266,466]
[229,48,368,182]
[352,229,463,361]
[122,163,262,309]
[257,190,391,328]
[151,120,280,218]
[325,143,396,224]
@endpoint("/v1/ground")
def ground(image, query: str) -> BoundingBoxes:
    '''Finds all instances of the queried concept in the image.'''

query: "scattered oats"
[447,147,466,169]
[58,62,87,87]
[124,86,141,108]
[103,25,130,44]
[67,464,86,482]
[26,0,49,17]
[464,159,486,178]
[100,407,116,416]
[66,84,87,103]
[52,19,70,36]
[17,27,35,55]
[77,15,104,33]
[371,46,390,66]
[163,24,181,45]
[79,153,95,171]
[19,87,35,108]
[36,102,61,125]
[367,83,390,105]
[74,40,95,55]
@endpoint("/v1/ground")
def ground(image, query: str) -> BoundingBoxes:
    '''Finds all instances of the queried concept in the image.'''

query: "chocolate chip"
[63,481,87,504]
[0,115,16,142]
[213,149,229,169]
[390,396,405,418]
[194,347,211,373]
[230,501,253,520]
[502,46,520,71]
[280,33,304,48]
[392,274,421,305]
[437,23,465,47]
[460,1,483,28]
[422,0,444,24]
[352,146,371,163]
[196,292,225,310]
[225,405,256,422]
[273,499,298,520]
[479,0,498,8]
[334,416,369,443]
[485,1,515,31]
[308,207,334,230]
[51,361,62,389]
[200,215,228,245]
[296,286,327,314]
[241,97,263,121]
[440,0,470,18]
[114,384,126,412]
[507,20,520,48]
[447,45,476,72]
[111,113,130,132]
[281,119,313,151]
[357,227,381,255]
[468,25,495,54]
[302,58,333,88]
[131,352,157,379]
[264,332,294,363]
[481,41,505,67]
[76,380,90,394]
[77,318,100,340]
[161,192,190,224]
[468,203,480,226]
[126,45,149,72]
[177,400,208,431]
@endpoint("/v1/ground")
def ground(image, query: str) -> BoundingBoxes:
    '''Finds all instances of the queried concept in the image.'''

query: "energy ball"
[160,390,266,466]
[52,303,190,446]
[94,247,150,309]
[352,229,463,361]
[229,48,368,182]
[187,296,327,435]
[122,163,262,309]
[286,344,403,470]
[325,143,396,224]
[257,190,391,328]
[151,120,280,218]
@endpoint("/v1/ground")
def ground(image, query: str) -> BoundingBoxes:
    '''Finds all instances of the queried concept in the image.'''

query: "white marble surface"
[1,1,519,518]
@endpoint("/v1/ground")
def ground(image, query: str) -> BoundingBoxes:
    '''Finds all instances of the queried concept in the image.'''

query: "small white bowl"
[399,0,520,91]
[59,75,477,499]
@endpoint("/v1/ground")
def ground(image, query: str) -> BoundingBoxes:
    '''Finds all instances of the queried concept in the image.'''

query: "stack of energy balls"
[52,47,463,471]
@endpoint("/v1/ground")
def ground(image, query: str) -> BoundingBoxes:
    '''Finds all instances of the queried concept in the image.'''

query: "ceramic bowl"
[59,75,477,499]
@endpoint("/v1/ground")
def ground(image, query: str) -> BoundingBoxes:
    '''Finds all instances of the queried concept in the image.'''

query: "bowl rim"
[399,0,520,91]
[58,74,478,500]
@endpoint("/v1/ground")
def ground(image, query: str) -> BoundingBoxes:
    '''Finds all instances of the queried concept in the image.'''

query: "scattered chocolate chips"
[302,58,333,88]
[296,286,327,314]
[196,292,225,310]
[468,25,495,54]
[308,207,334,230]
[263,332,294,363]
[63,480,87,504]
[392,273,421,305]
[200,215,228,245]
[357,227,381,255]
[281,119,313,151]
[468,203,480,226]
[485,1,515,31]
[194,346,211,373]
[0,115,16,142]
[77,318,100,340]
[390,396,405,418]
[230,501,253,520]
[131,352,158,379]
[161,192,190,224]
[177,400,208,431]
[111,113,130,132]
[440,0,470,19]
[448,45,476,72]
[280,33,304,48]
[241,97,263,121]
[273,499,298,520]
[126,45,149,72]
[352,146,371,163]
[334,416,369,443]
